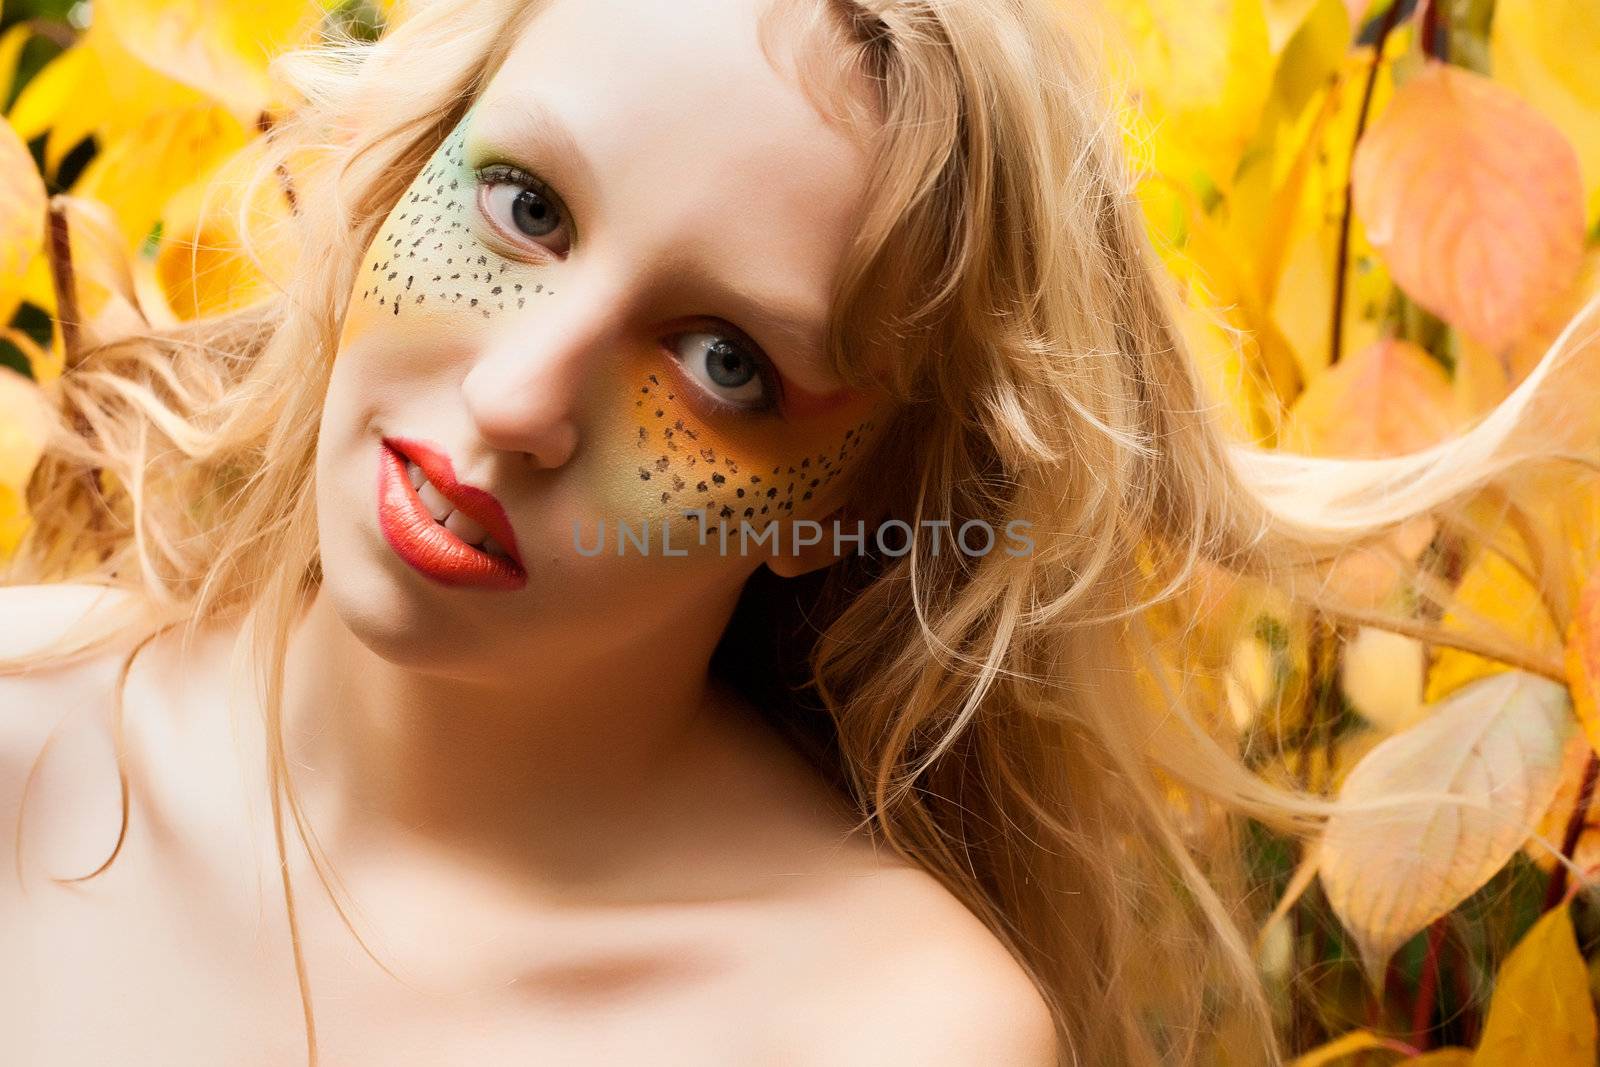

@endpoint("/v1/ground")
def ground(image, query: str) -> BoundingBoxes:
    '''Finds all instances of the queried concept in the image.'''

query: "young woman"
[3,0,1596,1063]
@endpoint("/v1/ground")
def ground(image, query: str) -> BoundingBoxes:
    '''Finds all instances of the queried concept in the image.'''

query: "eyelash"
[470,161,786,419]
[473,162,571,255]
[673,330,786,419]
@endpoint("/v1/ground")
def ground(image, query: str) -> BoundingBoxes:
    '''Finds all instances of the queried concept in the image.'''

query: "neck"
[276,578,747,892]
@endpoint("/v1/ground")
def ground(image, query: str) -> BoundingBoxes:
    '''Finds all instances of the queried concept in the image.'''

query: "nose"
[460,284,624,470]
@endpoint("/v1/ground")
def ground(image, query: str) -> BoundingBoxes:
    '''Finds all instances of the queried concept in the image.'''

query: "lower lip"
[375,442,527,591]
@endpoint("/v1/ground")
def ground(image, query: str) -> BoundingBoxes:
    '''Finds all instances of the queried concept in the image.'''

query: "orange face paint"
[342,104,890,557]
[580,342,883,544]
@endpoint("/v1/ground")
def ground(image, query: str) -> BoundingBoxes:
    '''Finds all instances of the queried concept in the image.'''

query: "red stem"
[1411,918,1447,1049]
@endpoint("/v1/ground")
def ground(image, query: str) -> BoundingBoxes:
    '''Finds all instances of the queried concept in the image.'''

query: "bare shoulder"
[775,858,1060,1066]
[0,580,148,661]
[0,582,147,888]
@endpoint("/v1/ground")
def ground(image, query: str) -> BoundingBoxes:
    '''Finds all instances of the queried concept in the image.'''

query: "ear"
[765,503,862,579]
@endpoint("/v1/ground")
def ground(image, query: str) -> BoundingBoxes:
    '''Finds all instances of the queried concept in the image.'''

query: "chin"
[311,469,484,672]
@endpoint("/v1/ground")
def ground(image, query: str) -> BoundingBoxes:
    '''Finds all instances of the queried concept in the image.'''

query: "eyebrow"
[474,96,837,387]
[474,96,598,196]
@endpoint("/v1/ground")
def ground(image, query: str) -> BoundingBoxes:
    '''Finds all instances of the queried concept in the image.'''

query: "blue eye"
[673,331,780,415]
[475,164,572,256]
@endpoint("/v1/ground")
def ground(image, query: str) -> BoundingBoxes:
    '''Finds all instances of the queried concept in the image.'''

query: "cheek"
[342,112,553,351]
[585,346,879,536]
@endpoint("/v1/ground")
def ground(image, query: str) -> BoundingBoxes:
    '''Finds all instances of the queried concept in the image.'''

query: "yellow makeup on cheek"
[593,344,880,539]
[345,104,882,546]
[346,103,552,339]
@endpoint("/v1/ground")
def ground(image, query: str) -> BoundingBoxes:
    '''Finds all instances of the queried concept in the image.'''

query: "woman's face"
[316,0,887,669]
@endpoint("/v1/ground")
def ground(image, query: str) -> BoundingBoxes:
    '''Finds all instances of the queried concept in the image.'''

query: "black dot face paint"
[344,103,551,340]
[340,103,889,556]
[608,361,879,536]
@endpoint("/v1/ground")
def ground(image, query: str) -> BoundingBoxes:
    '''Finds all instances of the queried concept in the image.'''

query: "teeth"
[401,453,511,561]
[444,508,488,545]
[417,478,453,522]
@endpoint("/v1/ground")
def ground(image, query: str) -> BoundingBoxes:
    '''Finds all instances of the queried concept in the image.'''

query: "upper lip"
[382,435,525,569]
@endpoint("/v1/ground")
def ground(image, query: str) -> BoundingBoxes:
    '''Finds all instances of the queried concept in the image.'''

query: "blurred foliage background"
[0,1,1597,1063]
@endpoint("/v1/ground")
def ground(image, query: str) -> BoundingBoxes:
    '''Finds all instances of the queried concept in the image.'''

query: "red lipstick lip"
[381,435,526,570]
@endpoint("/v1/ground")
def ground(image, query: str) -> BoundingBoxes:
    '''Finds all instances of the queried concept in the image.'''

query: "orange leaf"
[1284,337,1459,457]
[1566,568,1600,759]
[1352,62,1586,351]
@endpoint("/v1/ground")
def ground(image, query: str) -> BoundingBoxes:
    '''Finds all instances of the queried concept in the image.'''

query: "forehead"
[468,0,872,385]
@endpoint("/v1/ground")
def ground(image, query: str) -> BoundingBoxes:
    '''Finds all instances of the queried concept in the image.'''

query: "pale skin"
[0,0,1059,1063]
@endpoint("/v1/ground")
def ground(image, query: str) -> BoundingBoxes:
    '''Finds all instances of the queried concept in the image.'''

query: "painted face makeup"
[613,354,878,534]
[346,103,543,339]
[342,102,887,569]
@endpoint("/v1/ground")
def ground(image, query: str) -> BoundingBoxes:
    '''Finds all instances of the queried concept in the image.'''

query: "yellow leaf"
[7,40,95,166]
[0,364,50,558]
[1491,0,1600,227]
[8,21,207,178]
[1426,540,1563,705]
[1284,338,1459,457]
[156,137,296,319]
[1472,903,1598,1066]
[72,104,249,250]
[1270,39,1407,379]
[0,114,45,326]
[1406,1051,1472,1066]
[1090,0,1274,192]
[1567,569,1600,758]
[95,0,322,126]
[1288,1029,1406,1066]
[1319,671,1574,986]
[1226,631,1275,730]
[0,23,34,108]
[1352,62,1586,351]
[1230,0,1351,301]
[0,363,49,494]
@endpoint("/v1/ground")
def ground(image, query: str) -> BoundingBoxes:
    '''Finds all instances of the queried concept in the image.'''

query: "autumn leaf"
[1426,469,1600,705]
[1491,0,1600,227]
[94,0,323,127]
[73,103,250,252]
[1352,62,1586,352]
[0,115,46,327]
[156,137,297,319]
[1287,1029,1404,1066]
[0,365,52,556]
[1472,902,1598,1066]
[1318,670,1574,985]
[1090,0,1275,193]
[1526,728,1600,876]
[0,23,33,107]
[1230,0,1351,296]
[8,18,205,179]
[1270,39,1406,379]
[1567,567,1600,759]
[1283,337,1460,457]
